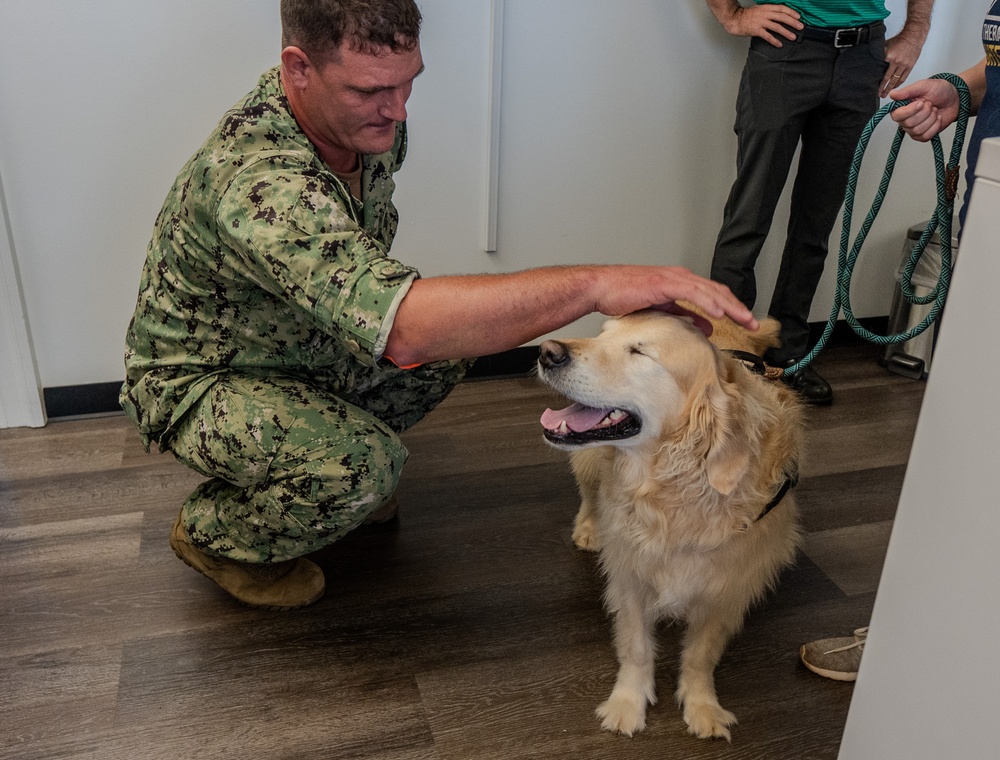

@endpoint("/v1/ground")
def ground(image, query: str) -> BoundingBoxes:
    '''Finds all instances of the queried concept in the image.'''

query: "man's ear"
[280,46,313,89]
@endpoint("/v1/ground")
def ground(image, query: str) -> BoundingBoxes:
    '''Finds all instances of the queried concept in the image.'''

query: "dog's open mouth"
[540,402,641,445]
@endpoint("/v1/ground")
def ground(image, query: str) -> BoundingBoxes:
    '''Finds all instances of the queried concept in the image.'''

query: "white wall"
[0,0,281,390]
[0,0,984,391]
[0,168,45,427]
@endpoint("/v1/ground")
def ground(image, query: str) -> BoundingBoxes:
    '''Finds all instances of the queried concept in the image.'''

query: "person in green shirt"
[705,0,934,404]
[122,0,757,610]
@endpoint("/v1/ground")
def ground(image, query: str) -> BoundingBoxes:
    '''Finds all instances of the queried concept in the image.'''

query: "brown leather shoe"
[169,513,325,610]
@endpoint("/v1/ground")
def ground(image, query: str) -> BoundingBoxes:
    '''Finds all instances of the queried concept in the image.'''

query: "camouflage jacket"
[120,66,418,448]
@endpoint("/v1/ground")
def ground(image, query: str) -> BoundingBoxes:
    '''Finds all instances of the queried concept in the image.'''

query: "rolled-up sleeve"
[216,155,418,363]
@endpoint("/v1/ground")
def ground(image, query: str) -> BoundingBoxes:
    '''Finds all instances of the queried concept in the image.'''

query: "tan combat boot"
[169,513,325,610]
[363,494,399,525]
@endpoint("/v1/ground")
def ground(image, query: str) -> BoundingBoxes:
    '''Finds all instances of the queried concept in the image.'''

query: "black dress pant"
[711,28,888,362]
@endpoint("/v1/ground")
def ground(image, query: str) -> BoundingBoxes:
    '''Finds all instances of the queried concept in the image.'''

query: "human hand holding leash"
[890,58,987,141]
[889,78,960,141]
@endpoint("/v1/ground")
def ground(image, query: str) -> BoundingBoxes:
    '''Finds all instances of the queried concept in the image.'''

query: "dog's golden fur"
[537,308,804,740]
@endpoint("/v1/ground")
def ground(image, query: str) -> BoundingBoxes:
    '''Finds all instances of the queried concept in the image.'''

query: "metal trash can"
[882,220,957,380]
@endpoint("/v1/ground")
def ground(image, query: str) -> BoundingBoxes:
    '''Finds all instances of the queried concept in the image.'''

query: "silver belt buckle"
[833,27,861,48]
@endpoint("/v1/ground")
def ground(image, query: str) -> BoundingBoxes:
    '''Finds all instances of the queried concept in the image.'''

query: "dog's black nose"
[539,340,570,370]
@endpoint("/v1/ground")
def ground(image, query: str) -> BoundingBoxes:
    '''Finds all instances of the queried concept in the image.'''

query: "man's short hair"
[280,0,422,60]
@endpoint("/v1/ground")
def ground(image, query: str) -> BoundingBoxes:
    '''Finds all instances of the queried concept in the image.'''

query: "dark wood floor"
[0,342,925,760]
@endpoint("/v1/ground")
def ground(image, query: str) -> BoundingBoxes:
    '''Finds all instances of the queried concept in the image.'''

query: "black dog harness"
[756,471,799,523]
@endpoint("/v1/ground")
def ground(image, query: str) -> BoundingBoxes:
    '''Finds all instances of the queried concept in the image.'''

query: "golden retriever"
[536,308,803,741]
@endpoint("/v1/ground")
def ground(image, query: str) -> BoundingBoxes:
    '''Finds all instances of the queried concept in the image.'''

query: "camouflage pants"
[166,359,470,563]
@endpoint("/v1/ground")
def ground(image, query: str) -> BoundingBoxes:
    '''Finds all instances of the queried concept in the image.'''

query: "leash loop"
[784,73,971,377]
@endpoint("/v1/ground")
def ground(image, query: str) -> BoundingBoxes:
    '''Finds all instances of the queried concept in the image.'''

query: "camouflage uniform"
[121,67,469,563]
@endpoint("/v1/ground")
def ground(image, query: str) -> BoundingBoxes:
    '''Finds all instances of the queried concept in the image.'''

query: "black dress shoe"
[779,362,833,405]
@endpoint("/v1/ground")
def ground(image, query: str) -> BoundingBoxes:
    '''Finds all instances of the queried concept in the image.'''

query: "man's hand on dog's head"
[591,266,758,334]
[656,303,714,338]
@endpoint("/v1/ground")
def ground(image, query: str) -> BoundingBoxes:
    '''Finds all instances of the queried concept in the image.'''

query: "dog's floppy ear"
[688,376,752,496]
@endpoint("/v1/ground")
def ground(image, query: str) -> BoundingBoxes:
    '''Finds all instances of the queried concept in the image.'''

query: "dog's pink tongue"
[541,403,609,433]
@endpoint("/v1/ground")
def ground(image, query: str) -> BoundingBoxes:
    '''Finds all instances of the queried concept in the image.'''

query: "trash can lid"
[907,218,959,248]
[907,220,941,245]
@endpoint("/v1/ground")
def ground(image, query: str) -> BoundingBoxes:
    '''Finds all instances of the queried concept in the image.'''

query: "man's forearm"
[383,267,601,367]
[705,0,743,27]
[903,0,934,34]
[382,264,757,367]
[961,57,988,116]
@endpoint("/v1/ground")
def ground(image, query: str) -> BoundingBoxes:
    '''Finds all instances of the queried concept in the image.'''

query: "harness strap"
[755,472,798,523]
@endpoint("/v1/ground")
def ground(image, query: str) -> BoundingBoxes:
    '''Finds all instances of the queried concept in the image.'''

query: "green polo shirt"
[121,66,418,448]
[756,0,889,28]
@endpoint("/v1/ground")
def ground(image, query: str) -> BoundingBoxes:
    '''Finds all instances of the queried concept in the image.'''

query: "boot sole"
[170,522,325,611]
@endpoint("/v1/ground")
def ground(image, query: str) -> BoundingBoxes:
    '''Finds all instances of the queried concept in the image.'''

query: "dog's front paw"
[572,514,601,552]
[683,702,737,741]
[596,692,647,737]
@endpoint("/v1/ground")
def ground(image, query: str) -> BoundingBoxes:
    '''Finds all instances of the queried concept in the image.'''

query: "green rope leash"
[784,73,971,377]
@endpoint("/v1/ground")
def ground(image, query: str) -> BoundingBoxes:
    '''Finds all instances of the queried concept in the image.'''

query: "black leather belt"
[801,22,883,48]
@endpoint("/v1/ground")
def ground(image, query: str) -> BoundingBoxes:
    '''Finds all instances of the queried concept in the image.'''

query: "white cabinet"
[840,138,1000,759]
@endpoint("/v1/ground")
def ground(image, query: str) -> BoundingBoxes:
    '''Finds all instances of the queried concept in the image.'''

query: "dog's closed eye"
[629,344,663,364]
